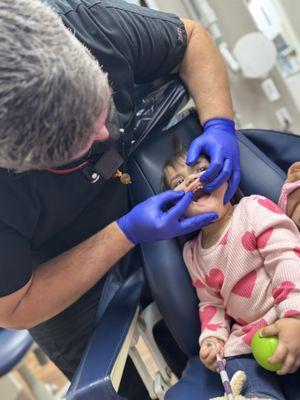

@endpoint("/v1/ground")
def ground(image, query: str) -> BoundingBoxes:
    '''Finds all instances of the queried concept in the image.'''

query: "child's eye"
[174,178,184,188]
[196,166,207,173]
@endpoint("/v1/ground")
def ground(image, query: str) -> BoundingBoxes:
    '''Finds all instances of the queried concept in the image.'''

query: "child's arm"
[183,241,230,371]
[251,197,300,374]
[194,283,230,371]
[197,289,230,346]
[183,242,231,345]
[252,201,300,320]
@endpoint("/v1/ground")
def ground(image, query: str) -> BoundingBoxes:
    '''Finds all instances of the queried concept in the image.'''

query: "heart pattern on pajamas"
[205,268,224,291]
[242,319,268,345]
[241,228,273,251]
[199,306,223,331]
[257,197,285,214]
[272,281,295,305]
[232,270,257,298]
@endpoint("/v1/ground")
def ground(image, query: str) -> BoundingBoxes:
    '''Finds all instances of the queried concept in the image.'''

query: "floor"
[14,337,156,399]
[12,351,68,399]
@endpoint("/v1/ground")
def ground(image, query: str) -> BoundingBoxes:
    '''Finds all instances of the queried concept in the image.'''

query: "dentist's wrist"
[203,117,235,133]
[115,218,137,246]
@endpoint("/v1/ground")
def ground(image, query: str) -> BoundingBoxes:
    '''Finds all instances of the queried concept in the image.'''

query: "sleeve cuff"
[278,181,300,213]
[199,327,229,346]
[277,297,300,319]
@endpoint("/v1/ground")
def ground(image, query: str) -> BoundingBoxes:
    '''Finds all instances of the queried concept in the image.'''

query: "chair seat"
[0,328,33,376]
[166,356,223,400]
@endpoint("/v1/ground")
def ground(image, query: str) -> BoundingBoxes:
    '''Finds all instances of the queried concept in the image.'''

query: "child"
[162,150,300,400]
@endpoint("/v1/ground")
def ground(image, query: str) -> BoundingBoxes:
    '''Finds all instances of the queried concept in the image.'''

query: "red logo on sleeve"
[176,27,184,43]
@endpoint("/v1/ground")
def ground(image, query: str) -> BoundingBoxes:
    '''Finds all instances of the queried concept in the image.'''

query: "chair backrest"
[128,109,289,356]
[239,129,300,173]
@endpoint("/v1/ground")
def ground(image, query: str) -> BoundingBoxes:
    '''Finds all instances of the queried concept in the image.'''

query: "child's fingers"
[200,346,216,360]
[277,353,296,375]
[219,347,225,359]
[200,349,208,360]
[280,358,298,375]
[200,340,218,358]
[206,347,219,364]
[199,351,217,372]
[201,350,225,372]
[261,324,278,337]
[200,339,224,373]
[296,355,300,370]
[204,358,218,372]
[268,342,287,365]
[200,344,210,359]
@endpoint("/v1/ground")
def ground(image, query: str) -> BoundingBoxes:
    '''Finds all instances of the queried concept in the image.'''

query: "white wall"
[148,0,300,134]
[152,0,190,16]
[278,0,300,44]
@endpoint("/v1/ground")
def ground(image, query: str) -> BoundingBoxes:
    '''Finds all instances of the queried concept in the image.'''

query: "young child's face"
[164,155,229,219]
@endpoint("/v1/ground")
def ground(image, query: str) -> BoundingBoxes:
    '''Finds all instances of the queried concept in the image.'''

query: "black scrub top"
[0,0,187,297]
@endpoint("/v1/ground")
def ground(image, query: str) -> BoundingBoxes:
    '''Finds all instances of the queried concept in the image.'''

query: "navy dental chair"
[67,86,300,398]
[128,109,299,399]
[0,328,33,399]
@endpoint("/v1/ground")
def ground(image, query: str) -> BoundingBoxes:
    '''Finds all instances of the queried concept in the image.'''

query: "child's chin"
[185,206,215,218]
[184,209,196,218]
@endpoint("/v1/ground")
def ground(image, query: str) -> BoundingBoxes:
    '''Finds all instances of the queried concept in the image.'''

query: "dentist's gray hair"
[0,0,109,171]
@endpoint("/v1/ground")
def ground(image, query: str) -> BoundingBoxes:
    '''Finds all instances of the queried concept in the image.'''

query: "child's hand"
[285,162,300,229]
[199,337,225,372]
[261,318,300,375]
[286,188,300,229]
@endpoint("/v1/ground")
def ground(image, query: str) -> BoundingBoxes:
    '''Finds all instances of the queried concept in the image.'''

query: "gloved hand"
[117,190,218,244]
[186,117,240,204]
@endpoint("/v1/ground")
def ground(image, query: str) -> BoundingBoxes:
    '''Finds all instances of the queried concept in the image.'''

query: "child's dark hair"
[161,135,187,191]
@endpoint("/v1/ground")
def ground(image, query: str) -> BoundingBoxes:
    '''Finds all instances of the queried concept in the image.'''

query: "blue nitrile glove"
[186,117,240,204]
[117,190,218,244]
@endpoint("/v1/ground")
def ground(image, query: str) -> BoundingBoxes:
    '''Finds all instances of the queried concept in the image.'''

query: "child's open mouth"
[192,187,210,202]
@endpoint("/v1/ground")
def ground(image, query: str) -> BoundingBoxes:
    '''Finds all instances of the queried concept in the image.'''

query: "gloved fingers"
[179,212,218,234]
[199,146,224,184]
[165,191,193,220]
[155,189,185,206]
[186,138,204,166]
[223,167,241,204]
[203,159,232,192]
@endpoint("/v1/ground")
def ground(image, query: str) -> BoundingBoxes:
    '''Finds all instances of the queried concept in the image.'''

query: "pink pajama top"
[183,195,300,357]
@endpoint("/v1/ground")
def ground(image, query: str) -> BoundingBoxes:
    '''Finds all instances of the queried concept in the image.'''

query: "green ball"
[251,328,281,372]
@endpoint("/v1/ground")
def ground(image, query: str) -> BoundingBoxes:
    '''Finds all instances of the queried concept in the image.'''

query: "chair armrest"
[0,329,33,376]
[67,269,144,400]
